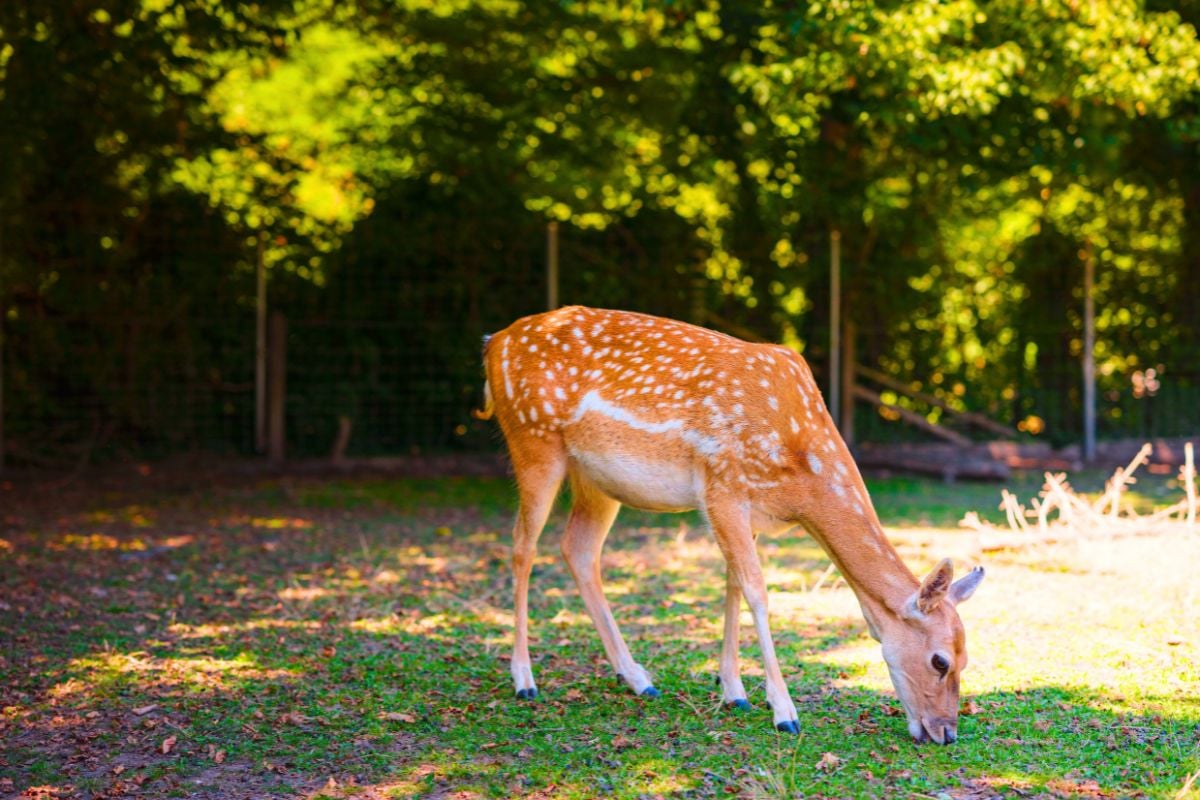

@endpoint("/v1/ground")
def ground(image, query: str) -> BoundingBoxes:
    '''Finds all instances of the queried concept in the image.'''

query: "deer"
[477,306,985,744]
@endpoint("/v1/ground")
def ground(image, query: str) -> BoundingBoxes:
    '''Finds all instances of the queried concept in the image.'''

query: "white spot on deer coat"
[807,453,823,474]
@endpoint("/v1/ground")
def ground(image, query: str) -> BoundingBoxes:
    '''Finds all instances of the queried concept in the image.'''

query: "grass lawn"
[1,465,1198,799]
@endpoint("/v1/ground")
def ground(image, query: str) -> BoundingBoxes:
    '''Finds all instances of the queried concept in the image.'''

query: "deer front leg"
[708,498,800,732]
[719,567,751,710]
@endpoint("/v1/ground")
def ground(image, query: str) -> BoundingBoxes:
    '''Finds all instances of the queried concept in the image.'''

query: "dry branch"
[852,385,972,446]
[961,441,1199,551]
[855,364,1018,439]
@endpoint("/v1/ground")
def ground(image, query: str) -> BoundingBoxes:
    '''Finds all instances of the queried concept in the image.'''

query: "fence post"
[254,233,267,453]
[829,228,842,427]
[1082,241,1096,462]
[691,259,707,325]
[841,319,856,447]
[268,311,287,463]
[546,221,559,310]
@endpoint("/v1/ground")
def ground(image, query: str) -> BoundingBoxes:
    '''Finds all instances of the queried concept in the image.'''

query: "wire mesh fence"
[3,227,1198,469]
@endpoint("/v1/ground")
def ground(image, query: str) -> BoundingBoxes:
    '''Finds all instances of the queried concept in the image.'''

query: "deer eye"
[931,654,950,675]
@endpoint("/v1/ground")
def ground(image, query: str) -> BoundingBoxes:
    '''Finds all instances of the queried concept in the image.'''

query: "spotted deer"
[478,306,984,743]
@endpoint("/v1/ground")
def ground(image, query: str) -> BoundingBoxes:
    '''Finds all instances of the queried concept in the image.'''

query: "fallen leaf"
[161,735,177,754]
[612,734,634,750]
[381,711,416,723]
[961,700,981,716]
[132,704,159,716]
[816,752,842,772]
[214,749,226,764]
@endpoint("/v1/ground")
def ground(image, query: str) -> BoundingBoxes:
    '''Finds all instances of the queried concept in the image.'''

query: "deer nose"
[922,717,957,745]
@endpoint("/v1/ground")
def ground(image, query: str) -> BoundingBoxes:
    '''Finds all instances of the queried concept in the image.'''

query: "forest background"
[2,0,1199,464]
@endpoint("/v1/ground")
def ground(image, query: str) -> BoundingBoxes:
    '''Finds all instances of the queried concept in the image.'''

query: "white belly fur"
[568,447,700,512]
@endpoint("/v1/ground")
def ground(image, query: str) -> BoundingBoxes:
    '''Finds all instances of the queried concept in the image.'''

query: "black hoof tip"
[640,686,661,698]
[729,699,752,712]
[775,720,800,734]
[516,688,538,700]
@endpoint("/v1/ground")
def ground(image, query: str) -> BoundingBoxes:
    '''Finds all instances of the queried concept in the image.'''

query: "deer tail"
[474,334,496,420]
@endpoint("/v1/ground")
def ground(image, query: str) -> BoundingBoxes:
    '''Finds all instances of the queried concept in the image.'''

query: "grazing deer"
[478,306,984,743]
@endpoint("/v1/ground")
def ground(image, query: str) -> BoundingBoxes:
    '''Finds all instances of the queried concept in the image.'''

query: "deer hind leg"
[508,436,568,700]
[560,473,659,697]
[719,566,751,709]
[707,496,800,732]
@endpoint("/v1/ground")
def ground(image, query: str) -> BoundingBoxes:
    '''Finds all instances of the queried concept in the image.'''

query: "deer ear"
[904,558,954,618]
[948,565,985,606]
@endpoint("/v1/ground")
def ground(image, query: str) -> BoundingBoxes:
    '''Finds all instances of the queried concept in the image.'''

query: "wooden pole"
[840,320,856,446]
[267,311,287,463]
[1083,241,1096,462]
[255,233,267,453]
[829,229,842,427]
[546,221,559,310]
[691,259,707,325]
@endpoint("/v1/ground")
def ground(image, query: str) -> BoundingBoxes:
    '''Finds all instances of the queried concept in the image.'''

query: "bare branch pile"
[961,442,1198,552]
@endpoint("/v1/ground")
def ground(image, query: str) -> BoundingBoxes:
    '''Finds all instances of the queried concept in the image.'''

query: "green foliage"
[2,0,1199,457]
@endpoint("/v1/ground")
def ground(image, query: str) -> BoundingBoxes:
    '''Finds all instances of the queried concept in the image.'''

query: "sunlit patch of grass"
[63,650,299,698]
[49,532,150,551]
[251,516,315,530]
[3,473,1199,798]
[82,505,156,527]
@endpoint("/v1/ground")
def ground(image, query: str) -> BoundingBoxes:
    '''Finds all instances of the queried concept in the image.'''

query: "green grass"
[1,470,1197,799]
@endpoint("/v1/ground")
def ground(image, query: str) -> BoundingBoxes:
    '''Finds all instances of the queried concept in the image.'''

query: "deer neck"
[800,510,918,631]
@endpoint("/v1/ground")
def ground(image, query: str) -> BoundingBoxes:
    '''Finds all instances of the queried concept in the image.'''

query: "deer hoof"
[640,686,661,698]
[775,720,800,734]
[728,699,752,712]
[515,688,538,700]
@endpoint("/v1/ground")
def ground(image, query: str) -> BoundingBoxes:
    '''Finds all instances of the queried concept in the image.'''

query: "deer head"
[871,560,985,744]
